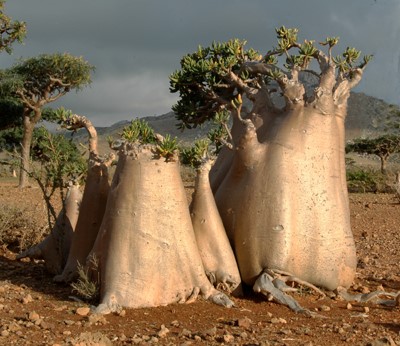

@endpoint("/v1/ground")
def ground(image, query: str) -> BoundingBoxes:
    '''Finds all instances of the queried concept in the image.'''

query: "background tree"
[170,27,371,311]
[0,0,26,54]
[0,53,94,187]
[16,125,86,274]
[346,135,400,174]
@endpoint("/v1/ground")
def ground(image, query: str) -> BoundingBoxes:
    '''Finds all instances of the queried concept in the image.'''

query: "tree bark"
[19,115,35,188]
[89,145,233,313]
[213,104,356,290]
[17,184,82,274]
[54,114,111,283]
[190,160,242,295]
[54,164,110,282]
[380,156,388,175]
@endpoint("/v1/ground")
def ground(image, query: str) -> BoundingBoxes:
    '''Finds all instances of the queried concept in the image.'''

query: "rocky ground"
[0,179,400,346]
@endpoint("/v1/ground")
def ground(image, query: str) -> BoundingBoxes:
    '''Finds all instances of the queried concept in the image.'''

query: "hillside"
[72,91,399,154]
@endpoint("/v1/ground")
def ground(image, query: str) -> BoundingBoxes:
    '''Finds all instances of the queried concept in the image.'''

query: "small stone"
[157,324,170,338]
[361,286,370,294]
[376,285,384,291]
[54,305,68,312]
[21,294,33,304]
[319,305,331,311]
[364,306,370,313]
[76,307,90,316]
[118,309,126,317]
[202,326,217,337]
[1,330,9,337]
[170,320,180,327]
[63,320,75,326]
[239,332,248,340]
[181,329,192,337]
[271,317,287,324]
[237,316,252,329]
[87,314,107,325]
[63,330,71,336]
[346,303,352,310]
[28,311,40,322]
[223,333,235,343]
[40,321,55,330]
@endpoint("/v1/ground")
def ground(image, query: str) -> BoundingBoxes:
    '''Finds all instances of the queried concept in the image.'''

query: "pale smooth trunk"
[214,107,356,290]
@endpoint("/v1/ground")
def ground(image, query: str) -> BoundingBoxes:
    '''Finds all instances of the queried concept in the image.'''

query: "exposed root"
[93,296,122,315]
[253,271,326,317]
[336,286,400,307]
[208,291,235,308]
[185,287,200,304]
[265,269,326,298]
[16,244,43,260]
[207,271,242,296]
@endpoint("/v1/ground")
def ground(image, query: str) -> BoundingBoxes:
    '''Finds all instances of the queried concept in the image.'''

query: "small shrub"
[346,168,393,193]
[71,257,100,303]
[0,203,47,252]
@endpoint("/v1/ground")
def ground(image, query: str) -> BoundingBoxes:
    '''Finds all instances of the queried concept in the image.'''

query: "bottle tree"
[170,27,371,308]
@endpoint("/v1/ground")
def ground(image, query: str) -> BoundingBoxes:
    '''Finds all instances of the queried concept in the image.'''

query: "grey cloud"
[2,0,399,126]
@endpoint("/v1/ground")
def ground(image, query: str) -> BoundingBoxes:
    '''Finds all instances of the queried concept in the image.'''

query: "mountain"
[74,91,399,153]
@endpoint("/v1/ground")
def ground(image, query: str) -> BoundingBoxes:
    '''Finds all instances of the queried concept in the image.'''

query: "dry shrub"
[0,203,48,252]
[71,256,100,302]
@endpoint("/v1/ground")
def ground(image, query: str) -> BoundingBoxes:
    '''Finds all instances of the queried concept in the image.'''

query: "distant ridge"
[77,91,399,153]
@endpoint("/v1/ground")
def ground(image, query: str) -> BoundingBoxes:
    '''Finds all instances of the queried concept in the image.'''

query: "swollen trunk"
[54,165,110,282]
[17,184,82,274]
[190,162,242,295]
[91,146,231,312]
[214,107,356,290]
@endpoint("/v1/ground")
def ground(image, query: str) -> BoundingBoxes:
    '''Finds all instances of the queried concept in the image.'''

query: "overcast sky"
[1,0,399,126]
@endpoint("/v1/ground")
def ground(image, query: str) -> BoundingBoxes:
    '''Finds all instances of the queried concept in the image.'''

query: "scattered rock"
[21,294,33,304]
[319,305,331,311]
[28,311,40,322]
[223,333,235,343]
[270,317,287,324]
[76,306,90,316]
[157,324,170,338]
[237,316,252,329]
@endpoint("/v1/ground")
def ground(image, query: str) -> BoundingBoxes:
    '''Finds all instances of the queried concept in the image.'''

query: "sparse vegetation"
[0,203,47,252]
[71,257,100,302]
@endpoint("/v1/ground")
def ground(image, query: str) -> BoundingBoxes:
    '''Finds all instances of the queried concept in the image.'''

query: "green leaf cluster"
[333,47,372,74]
[170,26,372,130]
[6,53,94,99]
[156,134,178,161]
[170,39,260,129]
[180,138,210,168]
[121,118,157,144]
[0,0,26,54]
[31,126,86,187]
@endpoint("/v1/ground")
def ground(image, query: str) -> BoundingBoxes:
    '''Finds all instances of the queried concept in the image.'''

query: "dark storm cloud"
[1,0,399,125]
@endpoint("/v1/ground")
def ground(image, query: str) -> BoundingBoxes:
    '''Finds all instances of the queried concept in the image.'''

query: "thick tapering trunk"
[90,146,232,313]
[190,161,242,295]
[17,185,82,274]
[214,106,356,290]
[54,165,110,282]
[54,113,111,283]
[19,116,35,188]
